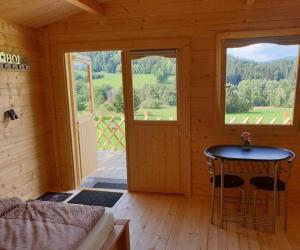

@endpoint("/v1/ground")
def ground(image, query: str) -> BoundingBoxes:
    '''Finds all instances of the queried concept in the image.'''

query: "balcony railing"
[94,113,175,151]
[227,116,293,125]
[95,115,126,151]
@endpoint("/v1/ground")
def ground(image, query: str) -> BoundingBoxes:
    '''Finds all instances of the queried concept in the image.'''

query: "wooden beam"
[65,0,104,15]
[246,0,255,5]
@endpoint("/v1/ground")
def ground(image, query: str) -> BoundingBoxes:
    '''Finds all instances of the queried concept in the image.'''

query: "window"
[223,39,299,125]
[130,50,177,121]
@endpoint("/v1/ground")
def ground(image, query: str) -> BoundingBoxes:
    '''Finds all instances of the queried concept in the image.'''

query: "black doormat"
[67,190,123,207]
[93,178,128,190]
[36,192,73,202]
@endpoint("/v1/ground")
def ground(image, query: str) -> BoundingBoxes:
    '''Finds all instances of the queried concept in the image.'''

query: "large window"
[224,40,299,125]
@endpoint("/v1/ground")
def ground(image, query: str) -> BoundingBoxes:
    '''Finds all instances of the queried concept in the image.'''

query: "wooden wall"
[43,0,300,197]
[0,18,53,200]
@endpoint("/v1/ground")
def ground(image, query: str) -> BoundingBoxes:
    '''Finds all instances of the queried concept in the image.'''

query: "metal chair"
[250,151,296,231]
[204,151,245,225]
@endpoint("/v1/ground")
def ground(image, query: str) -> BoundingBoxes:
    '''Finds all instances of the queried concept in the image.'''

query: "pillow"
[0,198,22,217]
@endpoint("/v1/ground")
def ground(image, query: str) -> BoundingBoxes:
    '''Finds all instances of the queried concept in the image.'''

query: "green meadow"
[93,73,157,89]
[225,107,293,124]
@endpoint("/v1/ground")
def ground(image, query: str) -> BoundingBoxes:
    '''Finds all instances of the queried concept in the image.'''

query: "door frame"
[58,38,191,196]
[65,53,97,183]
[122,48,190,195]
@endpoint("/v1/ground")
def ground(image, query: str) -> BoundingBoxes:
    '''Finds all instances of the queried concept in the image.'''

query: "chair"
[250,151,295,231]
[204,151,245,225]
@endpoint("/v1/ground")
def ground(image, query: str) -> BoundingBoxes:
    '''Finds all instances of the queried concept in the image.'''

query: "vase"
[242,142,251,150]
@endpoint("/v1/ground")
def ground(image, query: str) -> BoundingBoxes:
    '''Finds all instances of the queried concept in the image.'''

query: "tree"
[93,84,113,107]
[133,90,142,111]
[154,68,169,82]
[142,99,162,109]
[161,90,176,106]
[226,84,251,113]
[226,55,297,84]
[111,89,124,113]
[111,88,141,113]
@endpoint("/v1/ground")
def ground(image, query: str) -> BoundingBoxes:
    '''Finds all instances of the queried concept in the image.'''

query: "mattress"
[77,211,115,250]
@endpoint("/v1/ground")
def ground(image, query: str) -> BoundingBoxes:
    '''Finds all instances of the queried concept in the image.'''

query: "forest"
[225,55,297,113]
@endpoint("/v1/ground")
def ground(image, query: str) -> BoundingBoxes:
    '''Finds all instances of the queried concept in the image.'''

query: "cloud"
[227,43,298,62]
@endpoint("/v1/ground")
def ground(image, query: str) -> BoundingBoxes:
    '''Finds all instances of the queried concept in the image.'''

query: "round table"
[205,145,291,162]
[204,145,293,231]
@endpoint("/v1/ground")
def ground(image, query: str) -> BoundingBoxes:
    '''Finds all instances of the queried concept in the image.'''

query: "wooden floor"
[107,192,300,250]
[89,150,127,179]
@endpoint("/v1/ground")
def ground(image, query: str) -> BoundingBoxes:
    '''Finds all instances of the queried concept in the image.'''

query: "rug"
[36,192,73,202]
[67,190,123,207]
[93,178,128,190]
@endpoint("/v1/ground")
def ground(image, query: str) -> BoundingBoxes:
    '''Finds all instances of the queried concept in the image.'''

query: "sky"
[227,43,299,62]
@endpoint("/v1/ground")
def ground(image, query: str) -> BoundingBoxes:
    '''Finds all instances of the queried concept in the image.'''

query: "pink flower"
[241,131,252,143]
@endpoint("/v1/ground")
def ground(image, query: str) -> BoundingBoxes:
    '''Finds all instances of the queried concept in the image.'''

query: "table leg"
[272,161,279,233]
[221,159,224,228]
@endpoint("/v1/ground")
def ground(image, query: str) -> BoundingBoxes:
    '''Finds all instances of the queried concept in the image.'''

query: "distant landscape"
[225,54,297,124]
[74,49,297,125]
[74,51,177,121]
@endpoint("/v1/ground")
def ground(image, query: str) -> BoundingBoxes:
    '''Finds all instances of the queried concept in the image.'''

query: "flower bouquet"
[241,131,252,150]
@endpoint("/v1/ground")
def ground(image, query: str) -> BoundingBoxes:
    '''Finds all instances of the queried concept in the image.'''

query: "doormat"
[67,190,123,207]
[93,178,128,190]
[36,192,73,202]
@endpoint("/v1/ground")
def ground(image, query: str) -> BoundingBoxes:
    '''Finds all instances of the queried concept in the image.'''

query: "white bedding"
[77,211,115,250]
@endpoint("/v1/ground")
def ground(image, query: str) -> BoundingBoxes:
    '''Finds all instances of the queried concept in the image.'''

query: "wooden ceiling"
[0,0,108,28]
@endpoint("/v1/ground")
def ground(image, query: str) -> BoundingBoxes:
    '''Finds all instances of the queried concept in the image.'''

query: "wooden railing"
[94,113,175,151]
[228,116,293,125]
[95,115,126,151]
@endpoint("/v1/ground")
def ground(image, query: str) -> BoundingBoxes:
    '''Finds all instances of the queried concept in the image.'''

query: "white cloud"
[227,43,298,62]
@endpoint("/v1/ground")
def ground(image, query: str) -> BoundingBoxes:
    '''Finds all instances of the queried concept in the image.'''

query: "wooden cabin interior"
[1,0,300,249]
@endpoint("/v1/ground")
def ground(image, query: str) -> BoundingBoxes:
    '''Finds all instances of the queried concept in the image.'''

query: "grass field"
[93,72,172,89]
[92,72,177,120]
[135,106,177,120]
[225,107,293,124]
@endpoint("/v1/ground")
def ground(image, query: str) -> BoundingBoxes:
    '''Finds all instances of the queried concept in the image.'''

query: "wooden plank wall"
[42,0,300,197]
[0,18,53,200]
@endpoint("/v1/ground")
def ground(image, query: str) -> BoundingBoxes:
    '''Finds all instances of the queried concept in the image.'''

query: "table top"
[205,145,292,161]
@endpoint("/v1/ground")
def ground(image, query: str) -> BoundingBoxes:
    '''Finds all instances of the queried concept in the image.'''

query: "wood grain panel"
[108,192,300,249]
[128,124,181,193]
[77,114,98,179]
[0,18,52,200]
[41,0,300,198]
[0,0,81,28]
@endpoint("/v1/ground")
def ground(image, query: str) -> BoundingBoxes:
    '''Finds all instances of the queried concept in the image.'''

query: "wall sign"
[0,51,30,71]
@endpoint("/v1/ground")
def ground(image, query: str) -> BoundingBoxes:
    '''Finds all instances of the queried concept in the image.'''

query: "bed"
[0,198,130,250]
[78,211,130,250]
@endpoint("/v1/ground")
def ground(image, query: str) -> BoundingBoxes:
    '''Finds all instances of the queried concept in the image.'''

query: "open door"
[122,48,190,195]
[68,54,98,181]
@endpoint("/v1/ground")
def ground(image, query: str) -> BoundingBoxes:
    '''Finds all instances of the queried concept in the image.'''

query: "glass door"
[123,49,184,193]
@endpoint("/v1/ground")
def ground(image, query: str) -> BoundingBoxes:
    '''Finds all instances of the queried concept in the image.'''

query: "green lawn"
[92,72,177,120]
[93,72,165,89]
[225,107,293,124]
[135,106,177,120]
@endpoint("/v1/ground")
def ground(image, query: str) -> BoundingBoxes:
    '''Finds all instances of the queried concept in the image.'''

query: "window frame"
[72,54,94,116]
[216,30,300,134]
[129,49,179,123]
